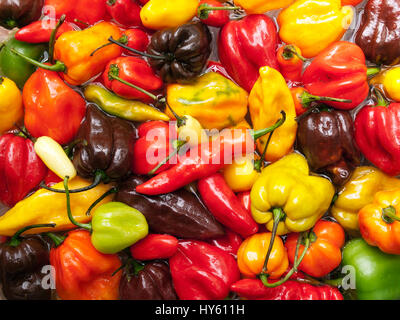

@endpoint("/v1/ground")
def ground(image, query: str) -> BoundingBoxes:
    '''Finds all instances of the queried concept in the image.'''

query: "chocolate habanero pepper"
[219,14,280,92]
[169,240,240,300]
[130,234,178,260]
[354,90,400,176]
[115,176,225,240]
[297,108,361,186]
[0,224,55,300]
[120,260,177,300]
[302,41,373,110]
[332,166,400,233]
[106,0,142,28]
[48,230,122,300]
[198,173,258,238]
[0,0,43,29]
[356,0,400,65]
[0,133,47,207]
[22,67,86,145]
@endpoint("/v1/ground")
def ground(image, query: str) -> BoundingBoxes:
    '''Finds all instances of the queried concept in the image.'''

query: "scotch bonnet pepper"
[278,0,354,58]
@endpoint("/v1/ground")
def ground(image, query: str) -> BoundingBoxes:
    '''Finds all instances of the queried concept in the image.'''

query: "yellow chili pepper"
[370,67,400,102]
[249,66,297,162]
[234,0,295,14]
[278,0,354,58]
[140,0,199,30]
[0,177,114,237]
[166,72,248,130]
[251,153,335,235]
[0,77,23,134]
[332,166,400,233]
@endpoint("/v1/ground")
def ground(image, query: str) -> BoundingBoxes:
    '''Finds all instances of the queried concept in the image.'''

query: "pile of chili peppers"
[1,0,400,301]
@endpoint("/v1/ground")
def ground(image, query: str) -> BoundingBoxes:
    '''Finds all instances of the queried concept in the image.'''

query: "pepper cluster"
[1,0,400,301]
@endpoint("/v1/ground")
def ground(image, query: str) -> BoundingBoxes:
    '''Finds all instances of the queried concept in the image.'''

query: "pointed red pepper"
[15,19,76,43]
[106,0,142,28]
[130,234,178,260]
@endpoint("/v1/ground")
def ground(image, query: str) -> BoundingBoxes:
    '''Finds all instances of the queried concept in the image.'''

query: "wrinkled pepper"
[0,0,43,29]
[0,77,23,134]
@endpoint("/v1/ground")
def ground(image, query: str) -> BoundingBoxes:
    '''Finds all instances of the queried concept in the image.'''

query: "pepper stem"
[108,36,166,60]
[197,4,240,19]
[148,140,187,175]
[300,90,352,109]
[367,67,381,77]
[372,87,389,107]
[86,187,119,216]
[10,48,66,72]
[63,176,92,231]
[166,102,186,127]
[90,34,129,57]
[281,45,307,62]
[8,224,56,247]
[45,232,66,247]
[382,206,400,224]
[252,110,286,141]
[49,14,66,63]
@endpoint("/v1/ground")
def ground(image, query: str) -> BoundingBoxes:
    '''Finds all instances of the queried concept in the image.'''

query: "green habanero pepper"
[84,84,170,122]
[0,36,45,88]
[341,238,400,300]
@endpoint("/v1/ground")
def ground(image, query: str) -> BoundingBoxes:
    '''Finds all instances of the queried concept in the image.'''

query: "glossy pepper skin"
[231,276,343,300]
[237,232,288,279]
[0,134,47,207]
[286,220,345,278]
[115,176,225,240]
[0,234,51,300]
[297,108,361,186]
[120,261,177,300]
[354,101,400,176]
[0,177,114,236]
[130,234,178,260]
[197,0,235,28]
[251,153,335,235]
[302,41,369,110]
[332,166,400,233]
[166,72,248,130]
[73,105,136,180]
[342,238,400,300]
[249,66,297,162]
[198,173,258,238]
[50,230,122,300]
[218,14,280,92]
[53,22,123,86]
[0,77,23,134]
[23,68,86,145]
[169,240,240,300]
[0,36,45,89]
[209,229,242,258]
[355,0,400,64]
[107,0,142,28]
[104,56,163,102]
[277,45,304,84]
[234,0,294,13]
[0,0,43,29]
[370,67,400,102]
[278,0,354,58]
[358,190,400,255]
[147,21,212,83]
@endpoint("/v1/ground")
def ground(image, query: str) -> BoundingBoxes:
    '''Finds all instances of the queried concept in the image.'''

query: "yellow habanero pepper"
[249,66,297,162]
[0,177,114,236]
[140,0,199,30]
[0,77,23,134]
[223,154,261,192]
[166,72,248,130]
[278,0,354,58]
[234,0,295,14]
[370,67,400,102]
[332,166,400,234]
[251,153,334,235]
[53,22,123,86]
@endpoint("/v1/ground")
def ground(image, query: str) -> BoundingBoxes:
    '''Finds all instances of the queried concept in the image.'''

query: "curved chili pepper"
[130,234,178,260]
[15,19,76,43]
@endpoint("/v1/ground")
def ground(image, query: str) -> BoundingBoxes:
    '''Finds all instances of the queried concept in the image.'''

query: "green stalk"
[45,232,66,247]
[49,14,66,63]
[252,110,286,141]
[9,224,56,247]
[108,36,166,60]
[382,206,400,224]
[10,48,66,72]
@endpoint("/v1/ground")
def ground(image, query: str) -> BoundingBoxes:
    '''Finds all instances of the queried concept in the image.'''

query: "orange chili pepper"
[277,44,305,83]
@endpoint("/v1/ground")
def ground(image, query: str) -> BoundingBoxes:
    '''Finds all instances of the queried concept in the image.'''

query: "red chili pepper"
[355,89,400,176]
[169,240,240,300]
[198,173,258,238]
[197,0,239,28]
[0,133,47,207]
[15,19,76,44]
[277,44,305,84]
[22,67,86,145]
[236,191,251,215]
[130,234,178,260]
[209,228,242,258]
[132,121,177,175]
[103,56,163,102]
[106,0,142,28]
[218,14,280,92]
[122,29,150,54]
[302,41,369,110]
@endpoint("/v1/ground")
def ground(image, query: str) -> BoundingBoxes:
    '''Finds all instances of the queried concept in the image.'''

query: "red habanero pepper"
[22,67,86,145]
[0,133,47,207]
[132,121,178,175]
[130,234,178,260]
[135,111,286,195]
[209,228,243,257]
[285,220,345,278]
[237,191,251,214]
[277,44,306,83]
[197,0,240,28]
[218,14,280,92]
[106,0,142,28]
[15,19,76,44]
[169,240,240,300]
[302,41,374,110]
[198,173,258,238]
[354,89,400,176]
